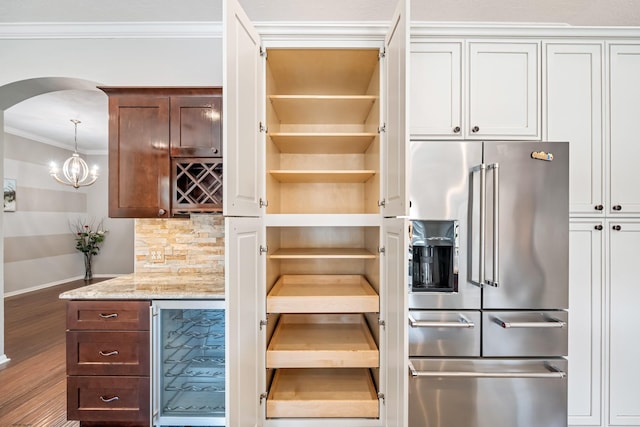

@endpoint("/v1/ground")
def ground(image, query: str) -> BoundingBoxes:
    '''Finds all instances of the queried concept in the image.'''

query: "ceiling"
[4,89,109,154]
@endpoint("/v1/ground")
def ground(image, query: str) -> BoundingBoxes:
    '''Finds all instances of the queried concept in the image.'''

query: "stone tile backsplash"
[135,214,224,274]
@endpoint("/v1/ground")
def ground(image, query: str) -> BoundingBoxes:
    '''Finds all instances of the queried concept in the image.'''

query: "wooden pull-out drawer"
[267,368,379,418]
[267,314,378,368]
[67,376,149,423]
[67,301,150,331]
[267,275,379,313]
[67,331,150,376]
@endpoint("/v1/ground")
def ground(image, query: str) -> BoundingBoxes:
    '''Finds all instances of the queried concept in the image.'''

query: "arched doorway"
[0,76,104,364]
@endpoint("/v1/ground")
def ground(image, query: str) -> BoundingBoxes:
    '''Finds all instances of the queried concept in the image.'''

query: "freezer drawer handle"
[408,361,566,379]
[408,314,474,328]
[492,316,566,329]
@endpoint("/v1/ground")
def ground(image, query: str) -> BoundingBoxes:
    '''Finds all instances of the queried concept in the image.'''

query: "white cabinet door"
[410,42,462,138]
[382,218,408,427]
[568,221,604,427]
[224,0,264,216]
[608,44,640,216]
[226,217,264,427]
[545,43,604,217]
[382,0,409,218]
[607,220,640,426]
[468,41,540,139]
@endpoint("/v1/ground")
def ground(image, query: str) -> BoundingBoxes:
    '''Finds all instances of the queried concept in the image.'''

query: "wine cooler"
[152,300,225,426]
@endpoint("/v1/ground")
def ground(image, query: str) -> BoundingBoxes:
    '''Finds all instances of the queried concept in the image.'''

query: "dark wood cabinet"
[170,91,222,157]
[100,87,223,218]
[66,300,151,427]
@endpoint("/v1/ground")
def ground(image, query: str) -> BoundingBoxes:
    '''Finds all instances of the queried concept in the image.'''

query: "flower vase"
[84,253,93,281]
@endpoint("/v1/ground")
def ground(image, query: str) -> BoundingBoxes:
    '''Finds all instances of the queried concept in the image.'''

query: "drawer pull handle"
[408,314,474,328]
[99,350,119,357]
[492,316,566,329]
[99,313,118,319]
[408,361,566,379]
[100,396,120,403]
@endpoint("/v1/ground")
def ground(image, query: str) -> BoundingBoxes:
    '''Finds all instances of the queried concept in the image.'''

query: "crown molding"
[0,21,223,39]
[411,21,640,39]
[2,20,639,41]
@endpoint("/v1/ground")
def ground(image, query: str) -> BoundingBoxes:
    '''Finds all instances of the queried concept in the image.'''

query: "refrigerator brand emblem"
[531,151,554,161]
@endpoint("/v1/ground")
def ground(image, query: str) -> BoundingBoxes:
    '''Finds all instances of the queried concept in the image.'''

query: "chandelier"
[49,119,98,189]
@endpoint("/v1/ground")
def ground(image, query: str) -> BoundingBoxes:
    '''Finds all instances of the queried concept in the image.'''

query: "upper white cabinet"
[608,44,640,216]
[410,42,462,138]
[411,40,540,140]
[223,0,264,217]
[544,42,604,216]
[468,41,540,139]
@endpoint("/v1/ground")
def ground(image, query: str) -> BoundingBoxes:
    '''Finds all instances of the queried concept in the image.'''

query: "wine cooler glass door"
[154,300,225,426]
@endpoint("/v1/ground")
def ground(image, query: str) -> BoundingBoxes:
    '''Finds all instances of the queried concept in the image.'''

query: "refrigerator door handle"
[408,314,475,328]
[408,361,566,379]
[471,163,487,287]
[492,315,567,329]
[486,163,500,287]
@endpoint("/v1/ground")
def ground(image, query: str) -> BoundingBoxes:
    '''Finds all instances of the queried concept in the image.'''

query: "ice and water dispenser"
[409,220,458,293]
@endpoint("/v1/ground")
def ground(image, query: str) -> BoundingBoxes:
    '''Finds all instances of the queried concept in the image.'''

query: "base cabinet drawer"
[67,331,150,376]
[67,300,150,331]
[67,376,150,423]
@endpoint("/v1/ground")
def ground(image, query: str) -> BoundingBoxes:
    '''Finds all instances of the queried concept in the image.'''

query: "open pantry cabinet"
[226,218,408,427]
[224,0,409,425]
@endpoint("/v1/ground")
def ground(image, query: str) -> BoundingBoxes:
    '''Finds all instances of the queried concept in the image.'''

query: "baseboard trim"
[0,354,10,366]
[3,274,125,298]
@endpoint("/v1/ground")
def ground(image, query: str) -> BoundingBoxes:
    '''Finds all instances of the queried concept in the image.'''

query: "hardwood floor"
[0,279,108,427]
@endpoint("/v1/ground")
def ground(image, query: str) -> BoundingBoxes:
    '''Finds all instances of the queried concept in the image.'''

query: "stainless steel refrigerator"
[407,141,569,427]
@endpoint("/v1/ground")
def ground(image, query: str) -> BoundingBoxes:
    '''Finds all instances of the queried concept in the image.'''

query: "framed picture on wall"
[4,178,16,212]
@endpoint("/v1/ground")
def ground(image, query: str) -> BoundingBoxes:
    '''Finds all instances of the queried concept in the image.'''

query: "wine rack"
[172,159,223,216]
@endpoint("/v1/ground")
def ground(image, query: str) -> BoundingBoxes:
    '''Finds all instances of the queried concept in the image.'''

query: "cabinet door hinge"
[260,198,269,208]
[378,123,387,133]
[378,318,386,328]
[378,392,385,402]
[378,246,386,254]
[259,319,268,330]
[260,392,268,404]
[260,46,267,58]
[379,48,386,59]
[259,122,268,133]
[377,199,386,208]
[259,245,268,255]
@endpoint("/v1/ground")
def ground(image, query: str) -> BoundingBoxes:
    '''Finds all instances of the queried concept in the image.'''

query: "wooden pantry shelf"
[269,248,377,260]
[267,314,379,368]
[269,95,378,124]
[267,275,379,313]
[266,368,379,418]
[269,133,377,154]
[269,170,376,183]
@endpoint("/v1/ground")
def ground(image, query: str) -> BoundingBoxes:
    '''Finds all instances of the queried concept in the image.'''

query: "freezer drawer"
[483,311,568,357]
[408,310,480,357]
[408,358,567,427]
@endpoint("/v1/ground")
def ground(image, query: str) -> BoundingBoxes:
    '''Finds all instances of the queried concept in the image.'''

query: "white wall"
[3,137,134,296]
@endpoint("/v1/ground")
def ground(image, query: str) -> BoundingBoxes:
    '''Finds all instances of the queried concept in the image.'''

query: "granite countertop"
[59,272,225,300]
